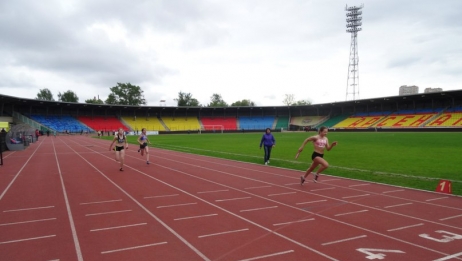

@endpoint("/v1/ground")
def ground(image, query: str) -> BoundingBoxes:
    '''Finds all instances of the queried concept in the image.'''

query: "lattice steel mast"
[345,4,363,101]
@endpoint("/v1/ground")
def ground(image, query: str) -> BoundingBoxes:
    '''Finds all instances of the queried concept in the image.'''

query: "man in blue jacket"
[260,128,276,165]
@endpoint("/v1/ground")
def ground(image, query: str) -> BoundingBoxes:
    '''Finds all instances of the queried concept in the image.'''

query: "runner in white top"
[296,126,337,184]
[109,128,128,171]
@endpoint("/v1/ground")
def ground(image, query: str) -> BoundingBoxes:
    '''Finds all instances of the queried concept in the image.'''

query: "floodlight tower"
[345,4,363,101]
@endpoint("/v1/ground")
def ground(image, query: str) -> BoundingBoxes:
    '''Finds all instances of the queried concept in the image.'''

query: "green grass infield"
[102,131,462,196]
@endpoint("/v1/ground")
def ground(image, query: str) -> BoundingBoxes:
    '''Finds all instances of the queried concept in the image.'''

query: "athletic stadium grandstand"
[1,90,462,148]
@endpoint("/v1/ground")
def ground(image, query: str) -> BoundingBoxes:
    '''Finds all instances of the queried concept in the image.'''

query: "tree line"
[35,83,311,107]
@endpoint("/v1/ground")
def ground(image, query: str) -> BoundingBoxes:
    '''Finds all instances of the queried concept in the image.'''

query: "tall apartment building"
[424,87,443,93]
[399,85,419,96]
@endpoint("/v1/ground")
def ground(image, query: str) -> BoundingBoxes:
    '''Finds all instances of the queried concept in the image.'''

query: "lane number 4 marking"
[356,248,405,260]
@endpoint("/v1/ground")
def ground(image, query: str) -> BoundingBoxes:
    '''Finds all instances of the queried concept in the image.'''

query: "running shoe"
[119,168,124,171]
[300,176,305,184]
[147,161,150,165]
[313,174,319,183]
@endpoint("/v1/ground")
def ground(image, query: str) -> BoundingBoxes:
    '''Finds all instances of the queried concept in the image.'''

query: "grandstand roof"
[1,89,462,113]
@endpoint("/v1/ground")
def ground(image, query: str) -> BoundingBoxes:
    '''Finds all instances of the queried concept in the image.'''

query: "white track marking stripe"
[382,189,405,194]
[91,223,147,232]
[101,242,167,254]
[387,223,424,232]
[384,203,413,209]
[237,250,294,261]
[439,214,462,221]
[86,210,132,216]
[310,187,335,192]
[144,194,179,199]
[342,194,370,199]
[215,197,251,202]
[240,206,278,212]
[273,218,315,226]
[80,199,122,205]
[157,203,197,208]
[268,192,297,197]
[0,142,44,201]
[0,218,56,226]
[296,200,327,205]
[335,210,369,216]
[0,235,56,245]
[349,184,370,187]
[52,139,83,261]
[426,196,448,202]
[321,235,367,246]
[197,190,229,194]
[3,206,55,212]
[245,185,272,190]
[174,214,218,221]
[64,141,210,261]
[198,228,249,238]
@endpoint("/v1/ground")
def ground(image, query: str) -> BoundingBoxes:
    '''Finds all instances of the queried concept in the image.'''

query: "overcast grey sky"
[1,0,461,106]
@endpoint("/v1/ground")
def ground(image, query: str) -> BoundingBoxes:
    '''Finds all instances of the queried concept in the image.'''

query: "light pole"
[345,4,363,101]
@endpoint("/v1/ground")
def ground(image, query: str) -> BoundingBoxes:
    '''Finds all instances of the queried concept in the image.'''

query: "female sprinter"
[297,126,337,184]
[137,128,151,164]
[109,128,128,171]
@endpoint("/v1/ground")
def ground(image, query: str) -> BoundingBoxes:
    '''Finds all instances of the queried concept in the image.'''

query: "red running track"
[0,136,461,261]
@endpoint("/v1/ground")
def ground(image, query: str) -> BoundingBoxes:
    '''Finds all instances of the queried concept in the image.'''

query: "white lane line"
[197,189,229,194]
[319,179,340,182]
[157,203,197,208]
[433,252,462,261]
[273,218,315,226]
[268,192,297,197]
[284,183,300,186]
[86,210,132,216]
[80,199,122,205]
[0,235,56,245]
[237,250,294,261]
[439,214,462,221]
[52,139,83,261]
[174,214,218,221]
[310,187,335,192]
[90,223,147,232]
[144,194,179,199]
[244,185,272,190]
[321,235,367,246]
[335,210,369,217]
[382,189,405,194]
[387,223,424,232]
[66,141,210,261]
[3,206,55,212]
[342,194,370,199]
[296,200,327,205]
[240,206,278,212]
[426,196,448,202]
[198,228,249,239]
[349,184,370,187]
[0,218,56,227]
[215,197,251,202]
[384,203,413,209]
[101,242,168,254]
[0,141,44,201]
